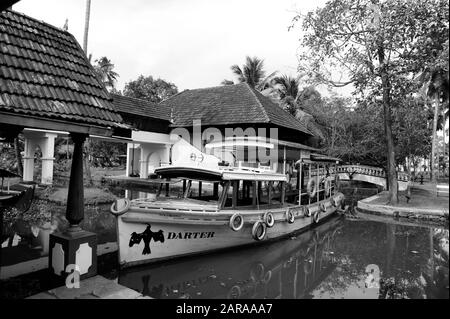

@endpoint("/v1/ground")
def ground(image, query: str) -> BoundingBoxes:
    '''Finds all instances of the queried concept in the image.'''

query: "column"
[139,145,149,179]
[125,143,133,177]
[22,137,37,182]
[40,133,57,185]
[49,133,97,283]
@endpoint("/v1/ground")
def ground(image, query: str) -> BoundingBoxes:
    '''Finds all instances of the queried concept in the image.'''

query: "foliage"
[291,0,449,201]
[123,75,178,103]
[269,74,301,116]
[87,140,126,168]
[223,56,277,91]
[298,87,432,168]
[93,56,119,90]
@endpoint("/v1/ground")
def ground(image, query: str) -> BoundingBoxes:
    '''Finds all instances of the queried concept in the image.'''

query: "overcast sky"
[13,0,344,94]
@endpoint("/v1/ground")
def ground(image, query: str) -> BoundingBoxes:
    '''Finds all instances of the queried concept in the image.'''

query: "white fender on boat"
[303,206,311,217]
[264,212,275,228]
[285,209,295,224]
[110,198,130,216]
[252,221,267,241]
[229,213,244,231]
[330,197,337,207]
[313,210,320,223]
[319,202,326,212]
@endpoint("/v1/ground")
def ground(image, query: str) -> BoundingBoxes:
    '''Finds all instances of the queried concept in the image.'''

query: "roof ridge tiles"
[112,93,159,105]
[243,82,270,123]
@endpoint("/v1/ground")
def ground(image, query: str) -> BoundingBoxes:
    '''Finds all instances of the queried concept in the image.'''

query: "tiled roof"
[160,83,313,136]
[0,10,124,130]
[112,94,171,121]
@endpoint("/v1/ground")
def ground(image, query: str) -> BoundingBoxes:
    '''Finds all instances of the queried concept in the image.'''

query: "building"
[0,9,129,280]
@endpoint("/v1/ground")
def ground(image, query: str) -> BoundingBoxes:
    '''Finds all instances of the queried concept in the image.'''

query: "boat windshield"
[156,179,224,203]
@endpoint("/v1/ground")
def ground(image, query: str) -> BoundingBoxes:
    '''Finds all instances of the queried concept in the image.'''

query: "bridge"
[332,165,410,191]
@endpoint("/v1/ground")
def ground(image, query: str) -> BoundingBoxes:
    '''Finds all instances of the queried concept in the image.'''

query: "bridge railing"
[328,165,409,182]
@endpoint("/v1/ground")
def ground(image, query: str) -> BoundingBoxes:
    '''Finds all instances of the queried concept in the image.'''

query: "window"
[222,180,285,209]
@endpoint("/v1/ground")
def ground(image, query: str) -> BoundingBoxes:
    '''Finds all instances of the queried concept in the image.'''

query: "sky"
[13,0,347,94]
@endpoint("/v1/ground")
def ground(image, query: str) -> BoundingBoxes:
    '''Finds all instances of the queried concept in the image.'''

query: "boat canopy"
[154,166,222,181]
[154,165,288,182]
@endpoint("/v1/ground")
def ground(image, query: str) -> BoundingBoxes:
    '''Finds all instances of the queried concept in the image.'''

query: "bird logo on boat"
[129,224,165,255]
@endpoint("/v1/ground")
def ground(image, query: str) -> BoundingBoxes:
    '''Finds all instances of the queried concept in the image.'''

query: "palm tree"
[422,67,449,182]
[271,75,301,115]
[94,57,119,90]
[83,0,91,53]
[225,56,276,91]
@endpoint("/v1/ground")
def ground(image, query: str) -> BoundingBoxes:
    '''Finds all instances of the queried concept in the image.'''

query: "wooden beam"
[0,112,113,137]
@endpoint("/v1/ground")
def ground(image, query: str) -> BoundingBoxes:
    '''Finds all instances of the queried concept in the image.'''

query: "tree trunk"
[430,92,440,183]
[378,45,398,204]
[83,0,91,54]
[14,137,23,177]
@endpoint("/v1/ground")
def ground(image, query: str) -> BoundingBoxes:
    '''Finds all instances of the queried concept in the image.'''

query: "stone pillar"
[162,145,171,165]
[22,137,37,182]
[40,133,57,185]
[139,145,149,179]
[125,143,133,177]
[49,133,97,283]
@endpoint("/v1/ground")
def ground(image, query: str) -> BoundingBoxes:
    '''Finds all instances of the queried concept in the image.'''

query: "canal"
[0,181,448,299]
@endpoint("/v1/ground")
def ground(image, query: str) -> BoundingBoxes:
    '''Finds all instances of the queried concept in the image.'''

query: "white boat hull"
[117,193,345,268]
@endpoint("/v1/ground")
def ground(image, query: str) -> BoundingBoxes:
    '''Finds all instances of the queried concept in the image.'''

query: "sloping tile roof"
[0,10,124,129]
[160,83,313,136]
[112,94,171,121]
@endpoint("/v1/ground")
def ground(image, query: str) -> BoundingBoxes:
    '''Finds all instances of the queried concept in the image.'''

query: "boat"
[111,156,345,269]
[118,215,343,299]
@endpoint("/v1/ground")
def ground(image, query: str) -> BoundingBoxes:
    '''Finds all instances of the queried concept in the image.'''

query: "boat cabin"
[153,158,340,211]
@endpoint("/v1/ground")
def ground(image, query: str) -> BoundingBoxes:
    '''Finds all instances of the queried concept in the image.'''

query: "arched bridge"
[332,165,410,191]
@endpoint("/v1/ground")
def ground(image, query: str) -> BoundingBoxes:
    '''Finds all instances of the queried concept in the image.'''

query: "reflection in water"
[118,216,449,299]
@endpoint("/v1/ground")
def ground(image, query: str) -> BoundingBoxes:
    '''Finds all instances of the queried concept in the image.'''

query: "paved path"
[27,275,151,299]
[357,182,449,221]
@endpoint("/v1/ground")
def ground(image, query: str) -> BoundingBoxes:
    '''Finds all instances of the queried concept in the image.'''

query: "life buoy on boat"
[229,213,244,231]
[252,221,267,241]
[303,206,311,217]
[110,198,130,216]
[285,209,295,224]
[306,178,317,198]
[264,212,275,228]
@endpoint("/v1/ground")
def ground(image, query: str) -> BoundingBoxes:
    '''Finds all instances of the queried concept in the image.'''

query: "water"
[1,181,448,299]
[115,217,448,299]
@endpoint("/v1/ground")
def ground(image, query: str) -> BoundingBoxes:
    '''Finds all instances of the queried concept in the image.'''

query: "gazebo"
[0,9,129,281]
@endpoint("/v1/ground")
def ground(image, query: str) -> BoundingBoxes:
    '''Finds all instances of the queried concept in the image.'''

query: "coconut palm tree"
[94,57,119,90]
[270,75,301,115]
[422,67,449,182]
[83,0,91,53]
[224,56,276,91]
